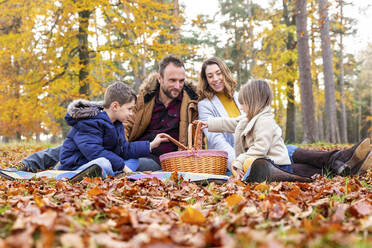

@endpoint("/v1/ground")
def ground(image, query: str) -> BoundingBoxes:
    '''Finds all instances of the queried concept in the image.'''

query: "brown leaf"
[60,233,84,248]
[349,200,372,217]
[331,204,347,223]
[87,186,104,197]
[269,202,287,220]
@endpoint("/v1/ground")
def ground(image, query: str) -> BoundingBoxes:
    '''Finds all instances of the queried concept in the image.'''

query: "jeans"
[22,145,62,172]
[136,157,161,171]
[286,145,298,163]
[22,145,159,172]
[77,157,115,177]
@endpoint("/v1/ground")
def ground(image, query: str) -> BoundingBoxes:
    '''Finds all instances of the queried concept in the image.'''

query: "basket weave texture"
[159,122,228,175]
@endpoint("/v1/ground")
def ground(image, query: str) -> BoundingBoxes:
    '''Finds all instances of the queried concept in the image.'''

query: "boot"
[245,159,312,183]
[350,151,372,175]
[329,138,370,175]
[292,138,370,175]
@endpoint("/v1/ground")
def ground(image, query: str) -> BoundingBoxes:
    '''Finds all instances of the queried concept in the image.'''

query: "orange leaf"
[226,194,243,207]
[181,207,206,225]
[254,183,269,191]
[87,187,104,197]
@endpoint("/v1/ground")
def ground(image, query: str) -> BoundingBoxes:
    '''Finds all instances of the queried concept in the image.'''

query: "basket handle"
[193,121,203,150]
[188,123,193,150]
[162,134,188,151]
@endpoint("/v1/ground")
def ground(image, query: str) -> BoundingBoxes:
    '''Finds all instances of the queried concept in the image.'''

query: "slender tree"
[318,0,339,143]
[295,0,317,143]
[283,0,296,143]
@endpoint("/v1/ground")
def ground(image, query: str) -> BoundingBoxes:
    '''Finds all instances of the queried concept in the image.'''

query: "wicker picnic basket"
[159,122,228,175]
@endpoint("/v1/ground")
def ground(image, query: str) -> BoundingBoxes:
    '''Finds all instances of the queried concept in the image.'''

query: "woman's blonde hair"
[198,57,237,100]
[238,79,273,121]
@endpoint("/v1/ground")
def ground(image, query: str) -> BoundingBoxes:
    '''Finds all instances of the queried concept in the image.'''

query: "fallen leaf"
[181,207,206,225]
[87,187,104,197]
[226,194,243,207]
[254,183,269,192]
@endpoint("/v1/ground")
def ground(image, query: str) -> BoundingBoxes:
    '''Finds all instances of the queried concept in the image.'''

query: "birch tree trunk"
[295,0,317,143]
[318,0,339,143]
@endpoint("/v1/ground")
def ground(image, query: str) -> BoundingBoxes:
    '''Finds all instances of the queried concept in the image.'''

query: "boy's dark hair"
[158,55,185,78]
[103,82,136,108]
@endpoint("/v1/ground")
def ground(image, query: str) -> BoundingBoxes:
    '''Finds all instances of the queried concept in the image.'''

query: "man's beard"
[161,85,180,99]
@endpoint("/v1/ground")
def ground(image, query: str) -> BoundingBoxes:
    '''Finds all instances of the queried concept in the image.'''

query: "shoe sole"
[346,138,370,169]
[359,152,372,173]
[70,164,103,183]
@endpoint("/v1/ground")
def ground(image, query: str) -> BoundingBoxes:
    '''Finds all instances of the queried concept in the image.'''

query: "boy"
[59,82,168,176]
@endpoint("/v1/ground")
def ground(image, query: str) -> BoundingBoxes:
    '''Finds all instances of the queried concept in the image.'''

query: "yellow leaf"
[181,207,206,225]
[254,183,270,191]
[33,193,45,207]
[226,194,243,207]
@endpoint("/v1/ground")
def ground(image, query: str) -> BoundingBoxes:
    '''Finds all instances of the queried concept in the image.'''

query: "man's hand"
[192,120,208,129]
[150,133,169,151]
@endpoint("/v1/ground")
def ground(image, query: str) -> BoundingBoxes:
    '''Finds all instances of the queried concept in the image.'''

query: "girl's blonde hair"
[238,79,273,121]
[198,57,237,100]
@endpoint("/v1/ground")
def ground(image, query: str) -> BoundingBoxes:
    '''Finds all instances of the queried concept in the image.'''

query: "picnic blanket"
[127,171,229,184]
[0,164,103,182]
[0,166,229,185]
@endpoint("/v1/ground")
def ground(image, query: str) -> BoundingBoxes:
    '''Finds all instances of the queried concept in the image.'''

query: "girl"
[199,79,302,180]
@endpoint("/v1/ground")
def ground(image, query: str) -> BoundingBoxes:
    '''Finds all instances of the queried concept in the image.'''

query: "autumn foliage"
[0,143,371,247]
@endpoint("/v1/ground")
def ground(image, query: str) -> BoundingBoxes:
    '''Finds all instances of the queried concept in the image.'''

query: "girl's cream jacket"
[207,106,291,167]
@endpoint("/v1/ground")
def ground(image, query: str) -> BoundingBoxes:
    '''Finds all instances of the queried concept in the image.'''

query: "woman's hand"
[193,120,208,129]
[150,133,169,150]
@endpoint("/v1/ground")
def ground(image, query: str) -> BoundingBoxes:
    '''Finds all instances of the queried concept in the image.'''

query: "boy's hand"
[192,120,208,129]
[150,133,169,151]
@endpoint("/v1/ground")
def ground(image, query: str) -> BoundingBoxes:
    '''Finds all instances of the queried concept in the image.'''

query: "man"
[124,55,198,170]
[16,55,198,172]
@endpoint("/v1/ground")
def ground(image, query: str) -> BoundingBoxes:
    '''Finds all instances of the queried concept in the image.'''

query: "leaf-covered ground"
[0,143,371,248]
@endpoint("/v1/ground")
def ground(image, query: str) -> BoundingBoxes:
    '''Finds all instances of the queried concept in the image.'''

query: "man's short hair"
[158,55,185,78]
[103,82,136,108]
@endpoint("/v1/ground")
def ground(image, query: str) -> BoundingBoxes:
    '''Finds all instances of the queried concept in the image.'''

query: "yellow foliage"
[0,0,195,138]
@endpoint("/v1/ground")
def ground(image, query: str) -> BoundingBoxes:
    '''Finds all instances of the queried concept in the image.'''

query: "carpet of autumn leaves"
[0,144,371,248]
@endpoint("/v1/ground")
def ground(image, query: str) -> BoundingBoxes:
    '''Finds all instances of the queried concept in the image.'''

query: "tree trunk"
[318,0,339,143]
[283,0,296,143]
[133,65,146,92]
[338,0,348,143]
[285,80,296,142]
[78,10,92,96]
[173,0,180,44]
[295,0,317,143]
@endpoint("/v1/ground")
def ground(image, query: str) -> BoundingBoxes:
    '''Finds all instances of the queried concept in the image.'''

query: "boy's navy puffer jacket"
[59,99,150,171]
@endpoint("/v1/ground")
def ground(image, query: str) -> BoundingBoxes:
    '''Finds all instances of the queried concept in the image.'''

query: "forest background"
[0,0,371,144]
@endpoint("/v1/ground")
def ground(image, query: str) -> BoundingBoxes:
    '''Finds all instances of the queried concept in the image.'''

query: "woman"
[197,57,242,169]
